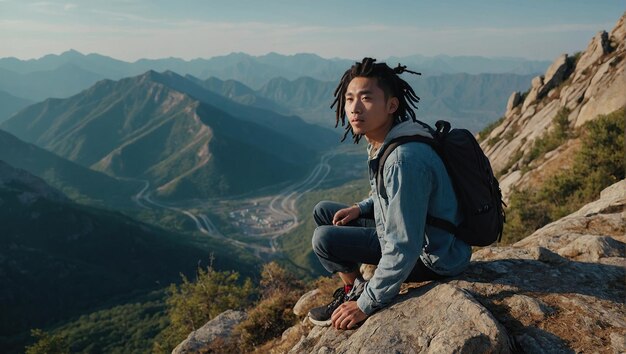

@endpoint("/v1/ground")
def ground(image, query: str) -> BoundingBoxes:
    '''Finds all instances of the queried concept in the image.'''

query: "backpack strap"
[376,135,435,200]
[375,134,458,235]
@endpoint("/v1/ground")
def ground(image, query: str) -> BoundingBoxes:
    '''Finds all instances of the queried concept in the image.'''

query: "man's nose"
[351,100,363,113]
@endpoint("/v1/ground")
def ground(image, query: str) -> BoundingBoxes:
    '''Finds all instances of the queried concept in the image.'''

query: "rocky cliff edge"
[175,180,625,353]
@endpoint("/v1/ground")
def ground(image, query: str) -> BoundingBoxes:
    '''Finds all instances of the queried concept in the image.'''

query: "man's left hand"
[331,301,368,330]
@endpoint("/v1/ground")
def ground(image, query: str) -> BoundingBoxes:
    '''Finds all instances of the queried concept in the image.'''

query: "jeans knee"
[313,200,335,226]
[312,226,333,255]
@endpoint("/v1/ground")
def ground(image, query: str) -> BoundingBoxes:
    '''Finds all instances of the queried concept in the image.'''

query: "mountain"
[253,73,534,132]
[256,76,338,127]
[407,72,536,131]
[479,13,626,199]
[183,72,536,133]
[0,160,257,352]
[1,71,336,200]
[0,50,547,101]
[187,75,287,114]
[0,90,31,123]
[0,129,140,207]
[0,63,104,102]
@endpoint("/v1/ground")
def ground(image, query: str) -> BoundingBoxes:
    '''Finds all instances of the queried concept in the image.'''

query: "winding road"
[130,150,338,257]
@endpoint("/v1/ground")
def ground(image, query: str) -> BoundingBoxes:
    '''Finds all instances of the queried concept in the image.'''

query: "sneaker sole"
[308,316,332,327]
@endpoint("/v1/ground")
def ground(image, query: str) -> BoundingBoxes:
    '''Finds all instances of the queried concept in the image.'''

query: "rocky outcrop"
[481,13,626,198]
[172,310,247,354]
[274,180,625,353]
[538,54,572,97]
[574,31,611,80]
[506,91,521,113]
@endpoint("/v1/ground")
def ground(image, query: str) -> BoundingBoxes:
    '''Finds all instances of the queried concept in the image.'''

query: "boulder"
[609,12,626,51]
[291,283,511,353]
[538,54,571,97]
[574,31,611,80]
[506,91,521,114]
[575,59,626,128]
[293,289,322,316]
[172,310,247,354]
[521,75,544,111]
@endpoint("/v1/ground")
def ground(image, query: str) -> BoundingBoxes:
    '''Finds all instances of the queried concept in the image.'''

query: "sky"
[1,0,624,62]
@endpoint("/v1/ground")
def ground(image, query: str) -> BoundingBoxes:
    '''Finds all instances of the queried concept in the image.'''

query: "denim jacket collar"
[366,121,432,161]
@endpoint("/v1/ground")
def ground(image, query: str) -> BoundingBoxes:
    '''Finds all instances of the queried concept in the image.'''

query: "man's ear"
[387,97,399,114]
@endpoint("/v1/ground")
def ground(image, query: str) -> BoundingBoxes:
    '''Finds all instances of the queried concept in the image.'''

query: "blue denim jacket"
[355,121,471,315]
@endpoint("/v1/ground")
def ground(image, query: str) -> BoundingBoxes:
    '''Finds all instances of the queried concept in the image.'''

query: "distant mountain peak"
[60,49,85,58]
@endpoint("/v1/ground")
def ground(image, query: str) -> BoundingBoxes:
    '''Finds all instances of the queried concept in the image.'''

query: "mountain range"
[0,50,548,130]
[1,70,337,200]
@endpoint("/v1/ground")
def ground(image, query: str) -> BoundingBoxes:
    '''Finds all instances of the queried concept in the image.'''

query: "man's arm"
[356,196,374,217]
[356,157,431,315]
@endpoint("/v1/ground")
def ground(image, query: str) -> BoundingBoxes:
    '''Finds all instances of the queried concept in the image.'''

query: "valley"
[130,149,344,258]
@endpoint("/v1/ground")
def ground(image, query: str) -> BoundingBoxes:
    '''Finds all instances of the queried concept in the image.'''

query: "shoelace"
[327,287,346,309]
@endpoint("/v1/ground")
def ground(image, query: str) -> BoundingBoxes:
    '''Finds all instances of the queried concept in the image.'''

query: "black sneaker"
[308,287,347,326]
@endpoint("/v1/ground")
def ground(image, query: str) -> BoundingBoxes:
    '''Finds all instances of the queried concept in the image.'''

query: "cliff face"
[480,13,626,199]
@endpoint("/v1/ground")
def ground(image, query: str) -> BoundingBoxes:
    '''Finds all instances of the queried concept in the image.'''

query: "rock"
[575,61,626,128]
[610,332,626,353]
[503,294,553,320]
[506,91,521,113]
[522,75,544,111]
[293,289,321,316]
[172,310,247,354]
[610,12,626,51]
[359,263,377,280]
[291,283,510,353]
[575,31,610,80]
[481,14,626,197]
[557,235,625,262]
[538,54,571,97]
[559,78,587,110]
[279,181,626,353]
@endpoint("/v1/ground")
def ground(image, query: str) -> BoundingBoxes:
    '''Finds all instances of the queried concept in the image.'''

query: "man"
[307,58,471,330]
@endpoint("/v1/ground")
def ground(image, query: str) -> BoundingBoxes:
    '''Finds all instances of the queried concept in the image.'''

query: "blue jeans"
[311,201,445,282]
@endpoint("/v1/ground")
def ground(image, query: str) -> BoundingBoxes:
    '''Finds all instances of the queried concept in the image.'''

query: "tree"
[25,329,70,354]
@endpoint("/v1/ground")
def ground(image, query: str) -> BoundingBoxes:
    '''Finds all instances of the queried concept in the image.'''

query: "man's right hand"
[332,205,360,226]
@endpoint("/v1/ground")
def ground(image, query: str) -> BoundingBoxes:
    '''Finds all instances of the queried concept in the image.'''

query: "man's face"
[344,77,398,141]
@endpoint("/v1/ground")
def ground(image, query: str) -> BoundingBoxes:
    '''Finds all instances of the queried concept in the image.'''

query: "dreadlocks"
[331,57,421,143]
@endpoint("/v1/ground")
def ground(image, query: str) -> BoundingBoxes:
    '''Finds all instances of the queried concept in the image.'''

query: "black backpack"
[375,120,505,247]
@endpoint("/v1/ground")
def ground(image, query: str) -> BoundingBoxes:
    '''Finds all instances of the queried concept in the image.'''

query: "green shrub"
[478,116,505,143]
[153,266,254,352]
[502,108,625,244]
[232,262,304,351]
[25,329,70,354]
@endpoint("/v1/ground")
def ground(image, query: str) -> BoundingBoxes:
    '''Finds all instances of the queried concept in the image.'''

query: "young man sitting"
[308,58,471,330]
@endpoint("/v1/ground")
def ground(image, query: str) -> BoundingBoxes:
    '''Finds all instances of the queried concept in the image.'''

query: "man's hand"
[332,205,360,226]
[331,301,368,330]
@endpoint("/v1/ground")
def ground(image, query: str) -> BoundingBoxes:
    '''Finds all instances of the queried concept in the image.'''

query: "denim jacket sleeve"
[356,196,374,216]
[357,152,431,315]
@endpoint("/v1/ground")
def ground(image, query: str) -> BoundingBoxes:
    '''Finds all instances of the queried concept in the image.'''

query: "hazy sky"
[1,0,624,61]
